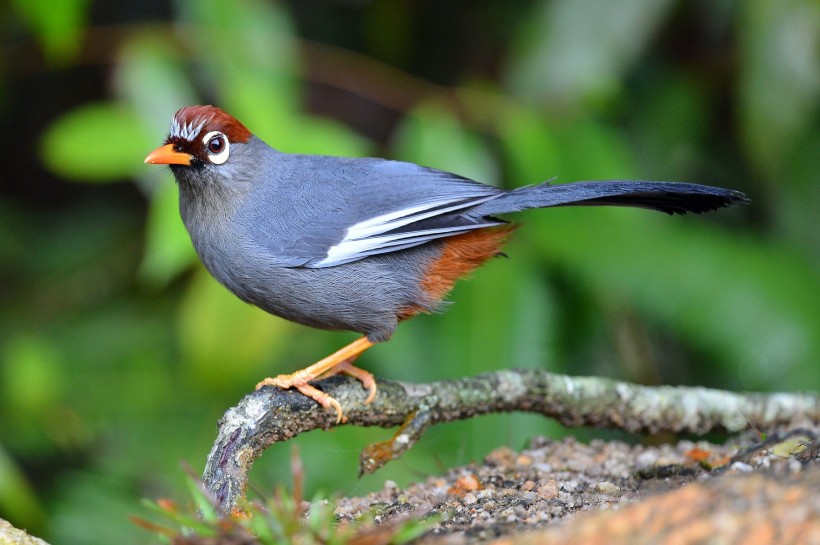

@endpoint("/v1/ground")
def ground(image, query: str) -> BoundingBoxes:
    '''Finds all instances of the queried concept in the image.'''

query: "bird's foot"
[256,374,346,423]
[255,336,376,423]
[314,360,377,404]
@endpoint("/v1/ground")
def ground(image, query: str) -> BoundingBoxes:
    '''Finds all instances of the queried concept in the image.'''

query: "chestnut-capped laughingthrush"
[145,105,749,422]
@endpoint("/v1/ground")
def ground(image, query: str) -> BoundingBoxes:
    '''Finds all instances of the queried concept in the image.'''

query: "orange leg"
[255,336,375,423]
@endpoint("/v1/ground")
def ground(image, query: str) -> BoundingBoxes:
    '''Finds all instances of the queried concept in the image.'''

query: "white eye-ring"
[202,131,230,165]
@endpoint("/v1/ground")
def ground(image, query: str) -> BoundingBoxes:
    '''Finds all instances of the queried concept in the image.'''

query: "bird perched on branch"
[145,105,749,422]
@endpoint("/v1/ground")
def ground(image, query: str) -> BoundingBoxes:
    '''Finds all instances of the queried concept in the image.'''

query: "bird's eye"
[208,136,224,153]
[202,131,230,165]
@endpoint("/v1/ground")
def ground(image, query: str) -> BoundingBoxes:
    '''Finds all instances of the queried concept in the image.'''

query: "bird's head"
[144,105,253,172]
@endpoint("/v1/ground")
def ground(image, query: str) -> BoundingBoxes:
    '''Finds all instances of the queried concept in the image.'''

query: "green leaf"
[1,334,63,414]
[10,0,90,64]
[770,435,810,458]
[40,102,153,182]
[183,477,219,526]
[138,497,215,536]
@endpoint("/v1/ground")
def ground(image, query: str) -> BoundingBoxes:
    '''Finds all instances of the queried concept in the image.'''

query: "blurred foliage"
[9,0,90,64]
[0,0,818,543]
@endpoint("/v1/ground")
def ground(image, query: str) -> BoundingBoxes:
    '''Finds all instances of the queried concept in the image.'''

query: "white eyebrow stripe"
[169,116,208,141]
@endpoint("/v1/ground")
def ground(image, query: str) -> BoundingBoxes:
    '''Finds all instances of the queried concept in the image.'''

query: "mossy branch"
[201,369,819,513]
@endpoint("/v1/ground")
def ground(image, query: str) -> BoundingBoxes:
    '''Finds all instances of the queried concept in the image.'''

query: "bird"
[145,105,749,422]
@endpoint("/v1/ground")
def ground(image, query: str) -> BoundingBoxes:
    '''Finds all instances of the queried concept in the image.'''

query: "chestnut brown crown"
[168,106,251,144]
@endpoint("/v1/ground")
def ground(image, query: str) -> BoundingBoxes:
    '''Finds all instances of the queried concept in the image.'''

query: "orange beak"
[144,143,192,165]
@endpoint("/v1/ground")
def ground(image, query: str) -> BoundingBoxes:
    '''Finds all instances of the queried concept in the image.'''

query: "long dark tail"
[471,180,750,217]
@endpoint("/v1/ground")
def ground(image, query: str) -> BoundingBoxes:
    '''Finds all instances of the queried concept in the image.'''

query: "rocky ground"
[334,428,819,544]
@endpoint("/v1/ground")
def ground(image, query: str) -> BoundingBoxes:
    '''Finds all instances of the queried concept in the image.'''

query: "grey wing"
[250,156,505,268]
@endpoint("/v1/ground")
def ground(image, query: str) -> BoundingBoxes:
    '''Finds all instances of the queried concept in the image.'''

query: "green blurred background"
[1,0,818,542]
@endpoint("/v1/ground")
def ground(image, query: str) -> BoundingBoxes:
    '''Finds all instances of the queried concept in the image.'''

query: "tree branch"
[201,369,819,513]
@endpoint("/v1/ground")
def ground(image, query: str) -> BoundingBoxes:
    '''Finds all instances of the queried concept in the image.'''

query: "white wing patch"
[311,194,500,267]
[170,115,208,142]
[342,199,454,240]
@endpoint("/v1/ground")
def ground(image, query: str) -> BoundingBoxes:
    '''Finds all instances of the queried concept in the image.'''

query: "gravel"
[333,429,817,543]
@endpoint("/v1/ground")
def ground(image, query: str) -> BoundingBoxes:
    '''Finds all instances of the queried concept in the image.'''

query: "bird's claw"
[257,375,346,423]
[316,361,377,404]
[294,383,346,424]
